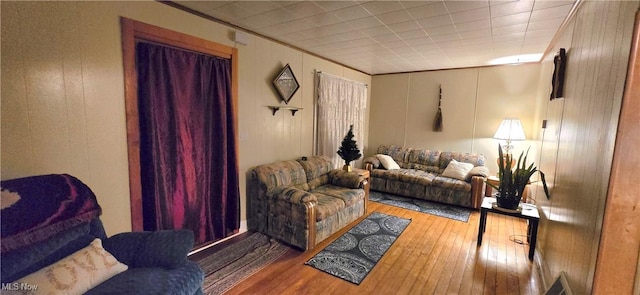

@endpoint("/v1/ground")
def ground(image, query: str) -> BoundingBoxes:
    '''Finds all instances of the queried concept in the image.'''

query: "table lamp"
[493,118,526,168]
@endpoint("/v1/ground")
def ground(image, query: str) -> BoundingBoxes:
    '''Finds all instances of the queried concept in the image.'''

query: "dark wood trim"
[306,202,316,250]
[592,9,640,294]
[231,47,239,168]
[370,61,540,76]
[120,17,239,232]
[121,18,143,231]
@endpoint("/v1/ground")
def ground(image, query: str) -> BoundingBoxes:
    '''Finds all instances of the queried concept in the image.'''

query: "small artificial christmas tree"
[337,125,362,171]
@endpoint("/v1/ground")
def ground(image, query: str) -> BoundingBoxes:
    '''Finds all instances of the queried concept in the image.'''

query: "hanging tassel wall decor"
[433,85,443,132]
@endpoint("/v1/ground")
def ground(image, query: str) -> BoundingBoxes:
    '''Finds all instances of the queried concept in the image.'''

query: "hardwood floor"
[225,201,544,294]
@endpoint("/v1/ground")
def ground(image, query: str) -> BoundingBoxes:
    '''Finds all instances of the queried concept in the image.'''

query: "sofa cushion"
[103,230,194,269]
[438,151,486,170]
[377,145,412,168]
[85,261,203,295]
[372,169,437,186]
[254,160,309,191]
[406,148,441,168]
[406,164,441,173]
[13,239,127,295]
[311,185,364,207]
[376,154,400,170]
[298,156,333,190]
[441,159,474,181]
[297,156,332,182]
[432,175,472,192]
[314,194,346,222]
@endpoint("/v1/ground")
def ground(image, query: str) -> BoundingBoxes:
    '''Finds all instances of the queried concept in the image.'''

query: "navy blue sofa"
[1,174,204,295]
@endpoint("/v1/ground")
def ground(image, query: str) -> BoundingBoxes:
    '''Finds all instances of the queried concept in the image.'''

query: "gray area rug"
[197,232,290,295]
[369,190,471,222]
[305,212,411,285]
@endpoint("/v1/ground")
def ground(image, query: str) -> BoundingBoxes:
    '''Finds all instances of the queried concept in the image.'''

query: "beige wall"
[0,1,371,235]
[531,1,639,294]
[369,63,541,175]
[3,2,637,293]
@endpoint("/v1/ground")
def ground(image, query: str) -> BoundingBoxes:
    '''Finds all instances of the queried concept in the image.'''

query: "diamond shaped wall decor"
[273,64,300,104]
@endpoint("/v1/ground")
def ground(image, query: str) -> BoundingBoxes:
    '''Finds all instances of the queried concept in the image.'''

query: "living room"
[2,1,639,294]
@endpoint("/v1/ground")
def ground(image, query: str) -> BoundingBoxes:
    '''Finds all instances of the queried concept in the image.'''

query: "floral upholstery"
[247,156,367,250]
[313,194,346,221]
[266,186,316,203]
[364,145,487,209]
[298,156,332,182]
[312,185,363,207]
[407,148,441,168]
[253,160,309,191]
[377,145,412,168]
[438,151,486,170]
[371,168,436,186]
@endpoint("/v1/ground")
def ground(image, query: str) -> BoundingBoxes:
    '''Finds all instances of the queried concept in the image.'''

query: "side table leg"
[477,210,486,246]
[529,219,539,260]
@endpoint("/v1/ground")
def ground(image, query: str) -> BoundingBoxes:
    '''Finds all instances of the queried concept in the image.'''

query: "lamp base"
[497,154,517,170]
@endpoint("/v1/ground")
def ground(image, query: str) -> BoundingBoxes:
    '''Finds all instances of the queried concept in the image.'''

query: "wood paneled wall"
[532,1,640,294]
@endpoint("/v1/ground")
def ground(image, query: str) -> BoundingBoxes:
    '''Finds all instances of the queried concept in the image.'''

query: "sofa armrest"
[265,187,319,250]
[266,186,317,204]
[363,156,380,170]
[328,170,367,189]
[102,229,194,269]
[465,166,490,182]
[470,176,486,209]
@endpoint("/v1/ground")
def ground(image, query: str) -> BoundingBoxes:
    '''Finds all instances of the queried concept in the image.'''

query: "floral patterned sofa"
[363,145,488,209]
[247,156,368,250]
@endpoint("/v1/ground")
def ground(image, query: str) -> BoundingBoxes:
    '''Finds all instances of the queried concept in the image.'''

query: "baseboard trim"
[188,220,248,256]
[536,248,553,291]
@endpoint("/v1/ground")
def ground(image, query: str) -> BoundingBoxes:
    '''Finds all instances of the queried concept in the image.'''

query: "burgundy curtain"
[136,42,239,247]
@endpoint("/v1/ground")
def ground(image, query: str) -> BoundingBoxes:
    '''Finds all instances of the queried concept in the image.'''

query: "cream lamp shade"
[493,118,526,153]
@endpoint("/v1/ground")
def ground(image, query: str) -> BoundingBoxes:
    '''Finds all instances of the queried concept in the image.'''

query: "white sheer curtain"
[316,72,368,169]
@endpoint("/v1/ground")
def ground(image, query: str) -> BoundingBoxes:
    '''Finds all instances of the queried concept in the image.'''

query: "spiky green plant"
[487,144,550,207]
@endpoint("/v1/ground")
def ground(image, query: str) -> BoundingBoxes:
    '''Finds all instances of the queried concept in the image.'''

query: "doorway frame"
[592,10,640,294]
[120,17,239,231]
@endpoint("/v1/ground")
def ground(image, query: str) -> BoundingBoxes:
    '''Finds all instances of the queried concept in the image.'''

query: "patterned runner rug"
[369,190,471,222]
[305,212,411,285]
[197,232,291,295]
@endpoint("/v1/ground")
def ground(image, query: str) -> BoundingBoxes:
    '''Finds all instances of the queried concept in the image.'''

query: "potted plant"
[337,125,362,172]
[488,144,550,210]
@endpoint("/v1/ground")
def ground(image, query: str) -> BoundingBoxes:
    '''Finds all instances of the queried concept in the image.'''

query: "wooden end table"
[477,196,540,260]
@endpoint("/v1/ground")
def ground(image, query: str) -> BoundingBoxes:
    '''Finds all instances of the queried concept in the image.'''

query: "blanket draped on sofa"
[1,174,101,253]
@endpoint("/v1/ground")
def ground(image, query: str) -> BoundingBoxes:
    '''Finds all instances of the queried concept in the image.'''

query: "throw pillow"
[442,159,474,181]
[376,154,400,170]
[13,238,128,295]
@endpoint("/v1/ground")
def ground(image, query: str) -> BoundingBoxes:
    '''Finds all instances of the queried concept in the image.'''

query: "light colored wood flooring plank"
[223,201,544,295]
